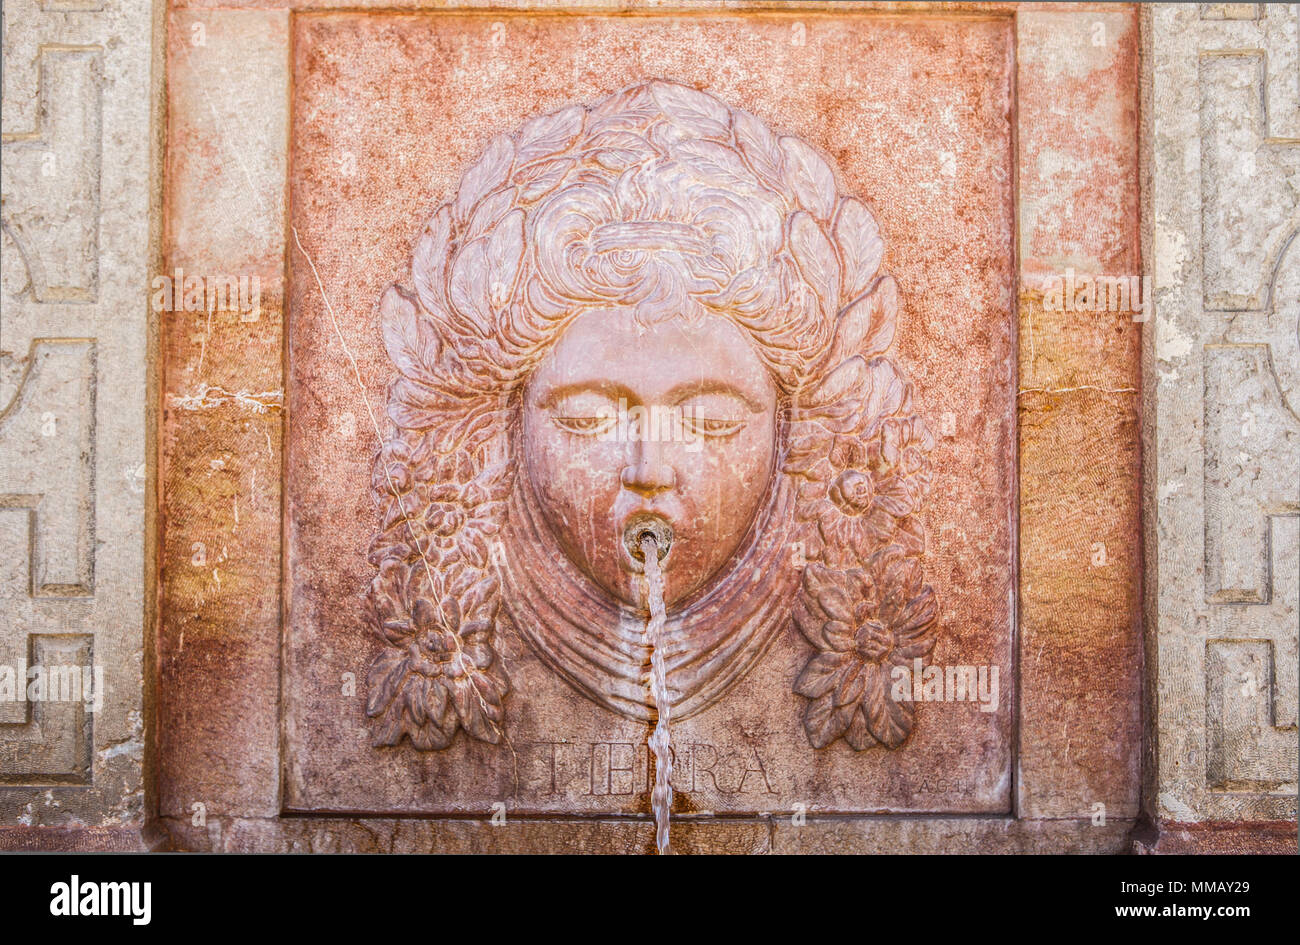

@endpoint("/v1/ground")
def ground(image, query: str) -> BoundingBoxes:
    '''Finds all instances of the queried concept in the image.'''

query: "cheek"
[524,415,622,512]
[675,420,776,517]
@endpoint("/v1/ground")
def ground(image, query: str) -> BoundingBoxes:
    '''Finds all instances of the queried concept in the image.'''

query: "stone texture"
[157,7,288,823]
[1015,8,1144,821]
[9,0,1242,854]
[283,10,1017,819]
[0,0,153,842]
[148,2,1148,853]
[1146,2,1299,838]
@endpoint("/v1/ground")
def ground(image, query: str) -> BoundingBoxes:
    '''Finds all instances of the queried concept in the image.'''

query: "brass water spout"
[624,516,673,563]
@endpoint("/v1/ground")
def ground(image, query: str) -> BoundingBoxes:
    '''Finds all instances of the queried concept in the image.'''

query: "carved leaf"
[792,595,827,648]
[794,651,850,699]
[789,211,841,325]
[673,139,758,192]
[804,691,855,749]
[863,663,915,749]
[448,237,493,337]
[843,707,878,750]
[834,197,884,303]
[412,206,452,319]
[464,188,517,244]
[586,84,661,133]
[388,377,448,431]
[515,104,584,165]
[861,356,908,427]
[650,81,731,139]
[485,210,525,312]
[804,355,866,411]
[889,583,938,659]
[834,664,867,708]
[733,108,785,190]
[379,285,441,386]
[516,158,574,201]
[366,647,408,718]
[454,135,514,223]
[780,136,836,221]
[833,276,897,362]
[592,148,648,172]
[454,677,502,744]
[459,574,499,621]
[893,515,926,557]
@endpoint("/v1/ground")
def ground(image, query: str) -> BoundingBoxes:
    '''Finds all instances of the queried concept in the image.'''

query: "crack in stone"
[167,384,283,413]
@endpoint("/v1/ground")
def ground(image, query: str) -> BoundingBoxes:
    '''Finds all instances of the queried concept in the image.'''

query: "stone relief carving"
[1,0,148,814]
[0,341,97,782]
[0,634,93,785]
[363,81,937,754]
[1,43,102,304]
[1185,3,1300,807]
[0,340,97,598]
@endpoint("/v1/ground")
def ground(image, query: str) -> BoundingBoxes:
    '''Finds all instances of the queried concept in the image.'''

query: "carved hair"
[366,81,938,752]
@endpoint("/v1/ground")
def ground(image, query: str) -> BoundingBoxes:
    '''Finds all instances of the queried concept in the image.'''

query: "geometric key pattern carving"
[1201,262,1300,797]
[1198,3,1300,802]
[0,633,94,785]
[1,45,102,304]
[1203,344,1300,603]
[0,338,97,754]
[0,339,96,597]
[2,0,140,808]
[1206,632,1299,792]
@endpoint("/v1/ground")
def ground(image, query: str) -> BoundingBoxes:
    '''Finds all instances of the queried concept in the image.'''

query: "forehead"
[527,307,777,405]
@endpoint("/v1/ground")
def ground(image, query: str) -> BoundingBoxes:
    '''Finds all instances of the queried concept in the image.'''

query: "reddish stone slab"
[284,11,1016,816]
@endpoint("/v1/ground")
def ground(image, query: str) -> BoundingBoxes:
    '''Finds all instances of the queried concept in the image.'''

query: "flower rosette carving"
[782,227,940,751]
[363,79,940,752]
[792,549,937,749]
[364,555,508,749]
[364,283,516,749]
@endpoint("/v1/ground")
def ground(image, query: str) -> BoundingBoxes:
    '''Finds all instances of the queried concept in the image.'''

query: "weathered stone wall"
[1142,1,1298,853]
[0,0,157,847]
[0,1,1294,854]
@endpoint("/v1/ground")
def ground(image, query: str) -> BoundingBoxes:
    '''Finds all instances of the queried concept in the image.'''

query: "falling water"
[639,533,672,855]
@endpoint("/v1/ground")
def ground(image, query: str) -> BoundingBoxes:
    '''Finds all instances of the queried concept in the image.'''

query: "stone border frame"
[153,1,1144,853]
[0,0,158,849]
[1140,2,1299,854]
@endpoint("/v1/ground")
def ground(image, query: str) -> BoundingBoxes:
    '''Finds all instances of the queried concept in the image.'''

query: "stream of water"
[640,533,672,855]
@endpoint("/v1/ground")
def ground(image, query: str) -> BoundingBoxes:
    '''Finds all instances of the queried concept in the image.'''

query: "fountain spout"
[624,517,673,563]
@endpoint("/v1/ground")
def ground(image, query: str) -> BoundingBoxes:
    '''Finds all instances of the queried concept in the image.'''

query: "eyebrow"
[662,378,767,413]
[534,380,629,411]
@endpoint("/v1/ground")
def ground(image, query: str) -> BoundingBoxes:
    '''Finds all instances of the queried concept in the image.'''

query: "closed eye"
[682,415,745,438]
[552,415,618,436]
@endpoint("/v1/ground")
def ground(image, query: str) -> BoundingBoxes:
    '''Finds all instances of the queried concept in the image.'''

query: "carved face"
[366,81,938,749]
[522,307,778,608]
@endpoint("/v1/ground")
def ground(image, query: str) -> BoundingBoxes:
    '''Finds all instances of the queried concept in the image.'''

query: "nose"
[620,438,677,497]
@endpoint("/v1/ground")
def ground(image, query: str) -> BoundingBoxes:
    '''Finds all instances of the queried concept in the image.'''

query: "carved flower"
[792,548,937,750]
[369,446,508,572]
[786,356,933,568]
[828,468,874,515]
[365,557,507,750]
